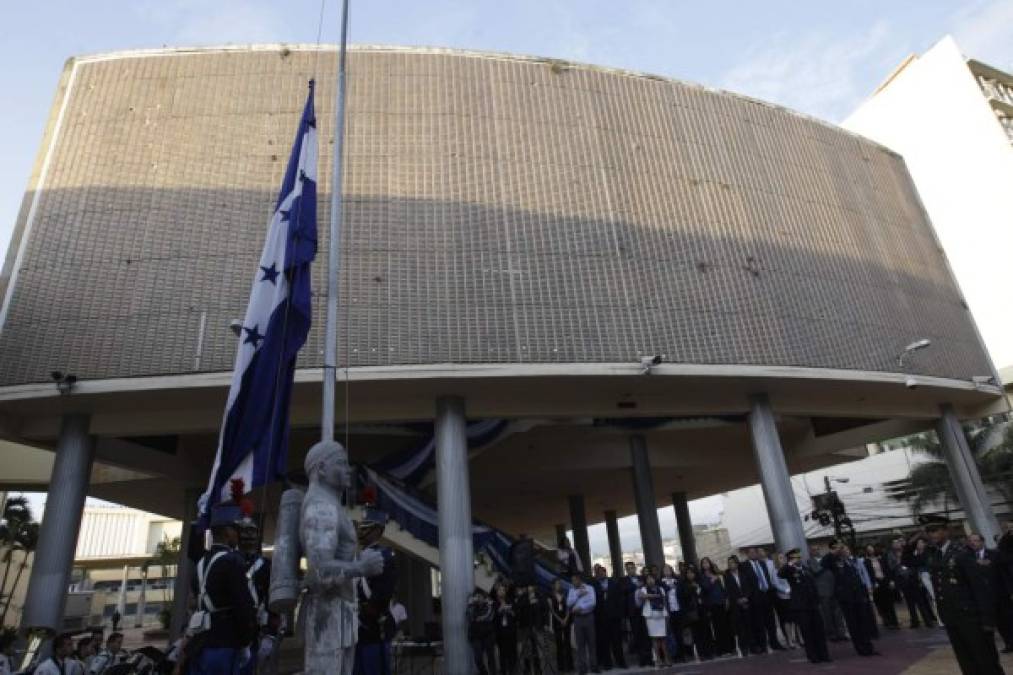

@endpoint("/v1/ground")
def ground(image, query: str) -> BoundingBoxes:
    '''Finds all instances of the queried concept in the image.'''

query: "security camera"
[229,319,243,337]
[639,354,663,375]
[51,371,78,395]
[904,376,919,390]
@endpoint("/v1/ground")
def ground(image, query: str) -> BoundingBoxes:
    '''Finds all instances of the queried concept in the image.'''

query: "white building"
[2,503,181,631]
[843,35,1013,372]
[721,444,1011,551]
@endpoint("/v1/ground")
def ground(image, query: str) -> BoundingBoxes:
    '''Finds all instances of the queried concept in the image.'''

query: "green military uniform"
[927,539,1005,675]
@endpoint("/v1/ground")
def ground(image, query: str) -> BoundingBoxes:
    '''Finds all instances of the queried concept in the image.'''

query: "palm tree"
[0,521,39,626]
[0,496,34,620]
[146,536,181,629]
[887,420,1013,517]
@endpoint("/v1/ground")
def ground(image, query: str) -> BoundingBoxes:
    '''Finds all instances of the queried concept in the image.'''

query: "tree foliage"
[1,495,40,626]
[890,421,1013,516]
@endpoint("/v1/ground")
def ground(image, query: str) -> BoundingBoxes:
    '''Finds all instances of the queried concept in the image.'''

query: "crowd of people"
[469,519,1012,675]
[0,629,141,675]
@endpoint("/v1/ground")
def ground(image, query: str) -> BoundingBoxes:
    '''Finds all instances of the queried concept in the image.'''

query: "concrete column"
[567,495,591,574]
[554,523,568,547]
[604,510,623,576]
[116,565,129,620]
[671,492,698,566]
[435,395,474,674]
[22,414,95,634]
[747,395,808,558]
[630,435,665,568]
[168,487,201,641]
[135,568,148,628]
[937,404,1001,544]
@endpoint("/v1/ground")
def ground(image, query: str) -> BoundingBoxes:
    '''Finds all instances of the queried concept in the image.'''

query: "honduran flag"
[198,82,318,520]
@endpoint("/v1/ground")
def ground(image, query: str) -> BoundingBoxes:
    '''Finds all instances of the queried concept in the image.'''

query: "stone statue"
[269,440,383,675]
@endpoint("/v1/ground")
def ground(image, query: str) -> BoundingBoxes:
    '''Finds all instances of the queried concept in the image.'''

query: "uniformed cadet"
[779,548,831,664]
[187,502,257,675]
[821,539,878,657]
[354,506,398,675]
[924,521,1005,675]
[238,509,273,675]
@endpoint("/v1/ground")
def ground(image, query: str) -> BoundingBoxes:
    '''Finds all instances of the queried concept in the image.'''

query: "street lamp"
[897,339,931,368]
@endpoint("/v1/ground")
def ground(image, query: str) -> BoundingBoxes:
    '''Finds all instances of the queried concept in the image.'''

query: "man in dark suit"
[592,565,627,670]
[740,547,784,653]
[723,555,753,656]
[821,540,877,657]
[619,561,651,667]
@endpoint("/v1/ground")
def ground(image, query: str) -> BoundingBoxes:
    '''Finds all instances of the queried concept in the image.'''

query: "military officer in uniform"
[354,506,398,675]
[779,548,831,663]
[924,520,1005,675]
[821,539,877,657]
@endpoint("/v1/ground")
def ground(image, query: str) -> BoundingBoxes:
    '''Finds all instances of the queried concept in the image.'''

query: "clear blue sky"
[1,1,1012,257]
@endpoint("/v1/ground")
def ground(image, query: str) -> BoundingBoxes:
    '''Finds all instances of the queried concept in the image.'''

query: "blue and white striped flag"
[199,82,318,519]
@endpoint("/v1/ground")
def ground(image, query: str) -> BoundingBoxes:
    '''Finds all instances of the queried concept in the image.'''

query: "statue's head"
[304,439,351,490]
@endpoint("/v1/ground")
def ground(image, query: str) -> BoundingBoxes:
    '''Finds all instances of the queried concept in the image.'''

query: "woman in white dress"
[636,575,671,668]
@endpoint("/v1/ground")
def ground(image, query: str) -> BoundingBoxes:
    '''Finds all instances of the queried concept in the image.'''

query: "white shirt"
[390,601,408,624]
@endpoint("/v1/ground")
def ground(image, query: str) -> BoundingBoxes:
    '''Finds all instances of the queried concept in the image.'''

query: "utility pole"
[813,476,856,549]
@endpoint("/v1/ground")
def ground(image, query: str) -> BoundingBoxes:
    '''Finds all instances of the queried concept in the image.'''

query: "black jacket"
[821,554,870,605]
[778,562,819,611]
[192,544,257,648]
[516,588,550,629]
[739,559,772,602]
[620,575,644,618]
[724,569,752,607]
[928,541,996,627]
[594,576,626,620]
[359,545,399,644]
[468,596,496,641]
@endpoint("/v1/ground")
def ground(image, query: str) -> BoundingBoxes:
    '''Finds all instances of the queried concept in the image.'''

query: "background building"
[1,503,180,631]
[844,35,1013,372]
[0,46,1004,659]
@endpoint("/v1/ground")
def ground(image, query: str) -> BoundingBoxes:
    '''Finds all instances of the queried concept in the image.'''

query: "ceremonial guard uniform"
[926,528,1005,675]
[187,502,257,675]
[237,503,274,675]
[821,542,876,657]
[779,549,830,664]
[354,507,398,675]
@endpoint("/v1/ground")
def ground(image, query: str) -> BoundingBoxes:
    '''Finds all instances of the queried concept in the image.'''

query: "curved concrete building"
[0,47,1004,638]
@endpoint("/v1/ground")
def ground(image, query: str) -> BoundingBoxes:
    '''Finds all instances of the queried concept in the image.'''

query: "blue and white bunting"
[199,82,319,519]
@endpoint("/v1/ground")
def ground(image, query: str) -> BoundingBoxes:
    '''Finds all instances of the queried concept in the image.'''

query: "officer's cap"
[361,505,389,527]
[210,503,243,528]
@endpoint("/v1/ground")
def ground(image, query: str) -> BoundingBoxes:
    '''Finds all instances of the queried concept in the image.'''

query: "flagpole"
[322,0,350,442]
